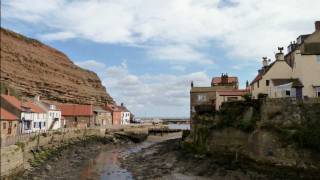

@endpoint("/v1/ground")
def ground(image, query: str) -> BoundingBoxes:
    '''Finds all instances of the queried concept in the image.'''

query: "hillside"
[0,28,114,105]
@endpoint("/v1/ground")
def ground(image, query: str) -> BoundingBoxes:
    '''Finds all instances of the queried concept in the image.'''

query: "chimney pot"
[315,21,320,31]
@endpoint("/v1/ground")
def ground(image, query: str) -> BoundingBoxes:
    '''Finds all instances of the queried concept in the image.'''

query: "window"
[43,122,46,127]
[34,122,36,128]
[257,80,260,88]
[266,80,270,86]
[197,94,207,102]
[3,122,6,129]
[317,55,320,64]
[316,87,320,97]
[285,90,291,96]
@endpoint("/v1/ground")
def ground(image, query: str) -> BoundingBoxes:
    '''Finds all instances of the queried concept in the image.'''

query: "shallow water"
[80,132,182,180]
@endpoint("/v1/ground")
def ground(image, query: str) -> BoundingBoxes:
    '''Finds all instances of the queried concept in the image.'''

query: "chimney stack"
[262,57,268,67]
[121,103,124,107]
[315,21,320,31]
[275,47,284,61]
[34,95,40,102]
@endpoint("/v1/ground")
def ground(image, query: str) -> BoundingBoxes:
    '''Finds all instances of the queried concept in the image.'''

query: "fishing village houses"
[190,21,320,117]
[250,21,320,99]
[0,90,133,146]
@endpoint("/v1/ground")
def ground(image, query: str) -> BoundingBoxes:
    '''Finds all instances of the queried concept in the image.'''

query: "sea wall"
[0,126,150,179]
[186,98,320,176]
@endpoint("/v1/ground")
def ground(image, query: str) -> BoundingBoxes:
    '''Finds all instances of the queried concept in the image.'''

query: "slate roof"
[250,61,276,85]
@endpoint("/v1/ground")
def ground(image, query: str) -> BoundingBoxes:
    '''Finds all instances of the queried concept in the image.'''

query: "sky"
[1,0,319,117]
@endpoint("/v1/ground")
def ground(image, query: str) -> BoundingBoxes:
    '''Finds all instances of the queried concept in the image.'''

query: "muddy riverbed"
[16,133,182,180]
[15,131,312,180]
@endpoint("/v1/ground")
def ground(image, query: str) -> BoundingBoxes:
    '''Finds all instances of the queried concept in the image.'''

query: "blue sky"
[2,0,319,117]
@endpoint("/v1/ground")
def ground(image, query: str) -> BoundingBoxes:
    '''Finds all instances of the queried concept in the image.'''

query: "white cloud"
[39,31,75,41]
[148,45,214,65]
[75,60,106,71]
[3,0,319,60]
[102,61,210,117]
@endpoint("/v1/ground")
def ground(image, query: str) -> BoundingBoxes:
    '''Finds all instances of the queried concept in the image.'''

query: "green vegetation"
[261,102,320,152]
[197,99,262,132]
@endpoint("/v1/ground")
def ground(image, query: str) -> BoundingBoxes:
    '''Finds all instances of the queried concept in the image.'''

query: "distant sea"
[168,123,190,130]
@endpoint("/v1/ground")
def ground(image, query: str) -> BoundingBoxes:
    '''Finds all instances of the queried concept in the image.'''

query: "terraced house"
[251,21,320,99]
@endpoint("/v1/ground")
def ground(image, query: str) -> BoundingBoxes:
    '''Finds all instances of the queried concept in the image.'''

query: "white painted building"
[33,96,62,130]
[21,101,47,133]
[119,103,131,125]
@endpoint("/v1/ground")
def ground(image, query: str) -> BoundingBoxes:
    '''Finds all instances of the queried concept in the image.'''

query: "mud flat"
[14,133,182,180]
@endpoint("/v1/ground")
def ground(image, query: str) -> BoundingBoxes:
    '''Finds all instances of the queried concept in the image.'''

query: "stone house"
[105,104,122,125]
[58,104,94,128]
[0,94,22,134]
[215,90,249,110]
[93,106,112,126]
[251,21,320,99]
[0,107,19,142]
[190,74,240,117]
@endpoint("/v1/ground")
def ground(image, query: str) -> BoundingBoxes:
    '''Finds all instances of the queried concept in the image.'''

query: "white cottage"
[33,96,62,130]
[21,101,47,133]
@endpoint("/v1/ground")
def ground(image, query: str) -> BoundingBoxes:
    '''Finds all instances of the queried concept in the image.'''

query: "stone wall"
[187,98,320,174]
[0,125,153,178]
[0,145,24,178]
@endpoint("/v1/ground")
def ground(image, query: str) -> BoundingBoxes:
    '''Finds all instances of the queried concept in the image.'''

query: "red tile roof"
[1,94,22,110]
[0,108,18,120]
[22,101,46,113]
[217,89,249,96]
[212,77,238,84]
[58,104,93,116]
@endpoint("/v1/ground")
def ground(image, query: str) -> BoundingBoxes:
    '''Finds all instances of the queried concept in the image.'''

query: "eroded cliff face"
[0,28,114,105]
